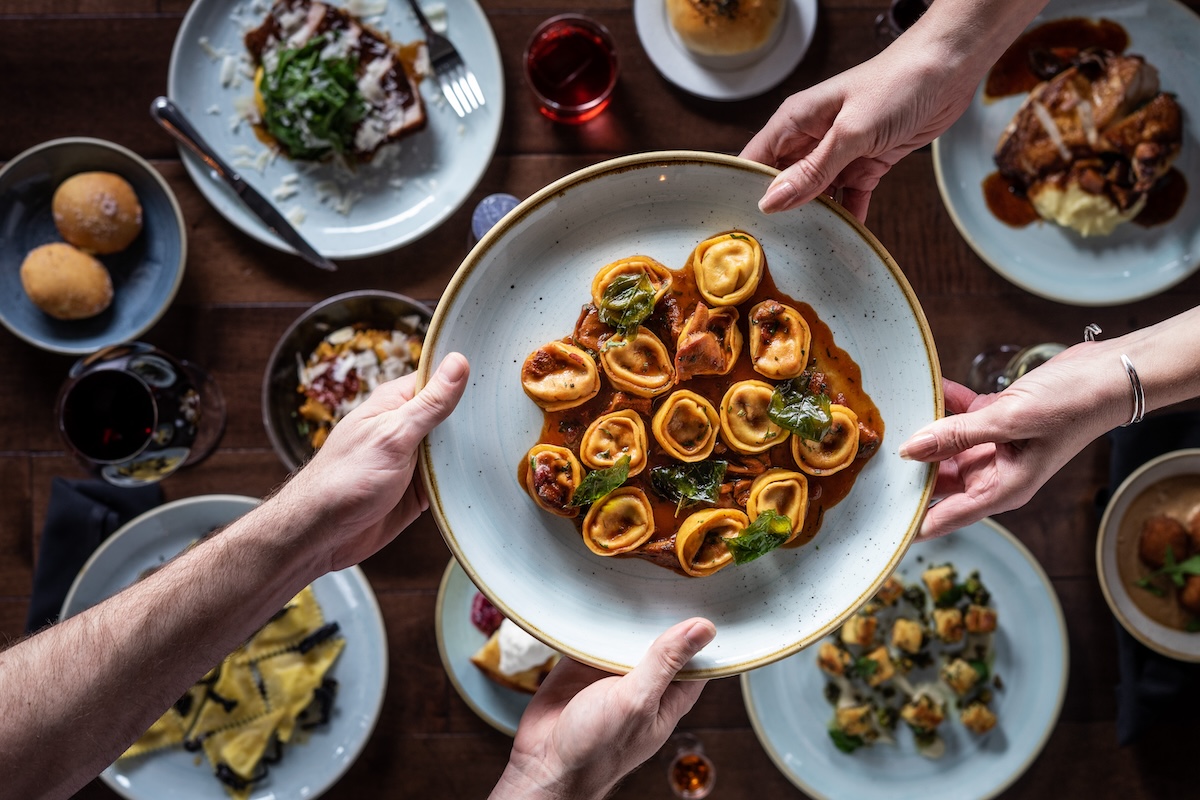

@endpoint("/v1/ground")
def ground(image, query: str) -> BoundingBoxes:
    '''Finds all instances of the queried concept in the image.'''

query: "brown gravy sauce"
[1116,475,1200,630]
[518,241,884,576]
[984,17,1128,100]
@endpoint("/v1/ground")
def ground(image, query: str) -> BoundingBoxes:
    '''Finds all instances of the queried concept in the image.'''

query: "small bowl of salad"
[262,290,431,471]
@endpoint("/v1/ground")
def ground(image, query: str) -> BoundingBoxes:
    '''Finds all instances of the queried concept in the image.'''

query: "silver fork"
[403,0,485,117]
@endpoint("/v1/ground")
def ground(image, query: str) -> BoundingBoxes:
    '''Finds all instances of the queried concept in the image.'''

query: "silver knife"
[149,96,337,272]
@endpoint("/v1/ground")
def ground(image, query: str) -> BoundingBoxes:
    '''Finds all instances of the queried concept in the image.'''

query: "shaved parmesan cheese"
[347,0,387,16]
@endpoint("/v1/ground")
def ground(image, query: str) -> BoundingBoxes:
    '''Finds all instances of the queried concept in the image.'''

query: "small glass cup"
[667,733,715,799]
[875,0,932,48]
[524,14,619,124]
[57,342,226,487]
[966,342,1067,394]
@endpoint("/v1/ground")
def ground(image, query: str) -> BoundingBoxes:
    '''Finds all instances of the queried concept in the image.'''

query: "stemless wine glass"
[965,342,1067,394]
[56,342,226,487]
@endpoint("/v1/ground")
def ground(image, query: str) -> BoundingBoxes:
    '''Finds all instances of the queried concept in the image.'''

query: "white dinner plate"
[418,151,942,679]
[633,0,817,101]
[932,0,1200,306]
[60,495,388,800]
[742,519,1069,800]
[167,0,503,259]
[435,559,534,736]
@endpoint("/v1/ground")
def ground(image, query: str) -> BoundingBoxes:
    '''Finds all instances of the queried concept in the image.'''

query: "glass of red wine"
[524,14,618,124]
[56,342,226,487]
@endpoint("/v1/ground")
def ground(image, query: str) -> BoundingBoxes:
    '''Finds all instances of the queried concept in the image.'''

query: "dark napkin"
[25,478,162,634]
[1106,412,1200,745]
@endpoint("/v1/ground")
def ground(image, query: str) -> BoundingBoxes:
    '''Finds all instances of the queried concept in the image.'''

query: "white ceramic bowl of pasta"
[419,152,942,678]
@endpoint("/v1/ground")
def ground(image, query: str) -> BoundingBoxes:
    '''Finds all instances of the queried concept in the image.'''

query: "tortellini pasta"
[692,232,763,306]
[748,300,811,380]
[524,444,584,517]
[675,508,748,577]
[675,302,743,382]
[791,404,860,476]
[582,486,656,555]
[652,390,720,462]
[719,380,789,454]
[518,236,881,577]
[591,255,673,308]
[600,329,676,397]
[746,469,809,541]
[580,410,649,475]
[521,341,601,411]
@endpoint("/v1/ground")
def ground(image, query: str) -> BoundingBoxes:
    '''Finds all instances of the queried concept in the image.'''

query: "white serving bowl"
[418,151,942,678]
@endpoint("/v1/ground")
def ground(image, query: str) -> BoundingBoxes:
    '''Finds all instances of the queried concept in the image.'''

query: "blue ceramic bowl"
[0,137,186,354]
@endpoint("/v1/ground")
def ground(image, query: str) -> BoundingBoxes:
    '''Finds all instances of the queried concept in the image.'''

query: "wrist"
[491,755,616,800]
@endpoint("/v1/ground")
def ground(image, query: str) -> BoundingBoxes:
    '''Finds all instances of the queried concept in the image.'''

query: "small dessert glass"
[524,15,619,124]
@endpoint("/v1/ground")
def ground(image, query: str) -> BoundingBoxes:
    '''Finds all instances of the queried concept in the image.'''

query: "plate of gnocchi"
[418,151,943,679]
[741,518,1068,800]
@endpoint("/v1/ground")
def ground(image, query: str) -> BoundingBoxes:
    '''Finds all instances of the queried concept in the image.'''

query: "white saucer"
[634,0,817,101]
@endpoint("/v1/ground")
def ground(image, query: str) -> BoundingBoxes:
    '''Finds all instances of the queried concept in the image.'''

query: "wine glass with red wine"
[56,342,226,487]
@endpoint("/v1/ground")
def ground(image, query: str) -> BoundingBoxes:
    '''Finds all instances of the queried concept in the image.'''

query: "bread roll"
[667,0,785,67]
[20,243,114,320]
[52,171,143,255]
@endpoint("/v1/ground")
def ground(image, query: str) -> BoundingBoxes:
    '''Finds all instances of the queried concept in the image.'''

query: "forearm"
[903,0,1049,75]
[490,754,617,800]
[0,492,324,799]
[1103,307,1200,423]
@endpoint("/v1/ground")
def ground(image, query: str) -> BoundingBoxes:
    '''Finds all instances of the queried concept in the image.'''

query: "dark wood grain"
[4,0,1200,797]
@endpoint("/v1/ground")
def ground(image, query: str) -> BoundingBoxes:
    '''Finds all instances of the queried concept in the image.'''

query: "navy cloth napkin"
[1106,412,1200,745]
[25,477,162,634]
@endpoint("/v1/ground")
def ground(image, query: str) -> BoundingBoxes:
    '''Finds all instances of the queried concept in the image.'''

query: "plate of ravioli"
[60,495,387,800]
[418,151,943,679]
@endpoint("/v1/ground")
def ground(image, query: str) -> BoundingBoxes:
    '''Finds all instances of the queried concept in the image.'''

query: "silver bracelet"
[1083,324,1146,426]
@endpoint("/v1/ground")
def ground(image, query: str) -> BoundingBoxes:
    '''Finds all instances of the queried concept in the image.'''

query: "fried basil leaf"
[768,378,832,441]
[649,460,727,515]
[598,273,656,336]
[567,455,630,507]
[260,37,368,160]
[726,510,792,565]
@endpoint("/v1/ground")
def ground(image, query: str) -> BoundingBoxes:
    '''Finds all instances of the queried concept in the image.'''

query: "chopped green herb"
[725,510,792,565]
[768,375,832,441]
[729,233,749,241]
[969,660,989,681]
[829,728,865,754]
[935,584,964,608]
[649,460,727,515]
[568,455,630,507]
[963,571,991,606]
[260,37,368,160]
[851,657,879,678]
[598,273,656,336]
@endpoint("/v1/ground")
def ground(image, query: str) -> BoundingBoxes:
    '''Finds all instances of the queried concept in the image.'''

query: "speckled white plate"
[742,519,1069,800]
[418,151,942,679]
[933,0,1200,306]
[1098,448,1200,662]
[60,495,388,800]
[633,0,817,101]
[435,559,534,736]
[167,0,503,259]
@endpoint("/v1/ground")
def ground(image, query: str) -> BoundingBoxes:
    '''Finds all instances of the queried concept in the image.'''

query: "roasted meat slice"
[995,51,1161,185]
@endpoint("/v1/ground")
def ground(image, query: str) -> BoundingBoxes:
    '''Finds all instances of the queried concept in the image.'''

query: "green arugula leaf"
[567,455,630,507]
[828,728,865,754]
[260,37,368,160]
[725,510,792,565]
[1135,577,1166,598]
[1133,552,1200,595]
[598,273,656,336]
[649,461,727,515]
[768,377,832,441]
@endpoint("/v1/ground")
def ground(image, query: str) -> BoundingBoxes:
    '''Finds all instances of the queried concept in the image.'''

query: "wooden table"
[3,1,1198,797]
